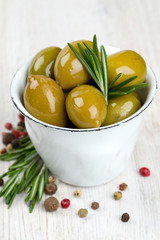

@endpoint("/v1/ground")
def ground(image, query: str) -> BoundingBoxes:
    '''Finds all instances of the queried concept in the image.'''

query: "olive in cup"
[54,40,93,90]
[28,47,61,79]
[108,50,147,87]
[102,92,141,126]
[24,75,67,127]
[66,85,107,129]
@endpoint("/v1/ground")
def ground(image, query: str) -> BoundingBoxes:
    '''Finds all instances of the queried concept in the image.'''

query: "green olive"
[24,75,67,127]
[28,47,61,79]
[54,40,93,90]
[102,92,141,126]
[108,50,147,87]
[66,85,107,129]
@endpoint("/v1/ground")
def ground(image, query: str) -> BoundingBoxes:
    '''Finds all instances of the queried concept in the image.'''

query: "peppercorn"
[119,183,128,191]
[74,189,82,198]
[11,139,20,149]
[17,121,25,129]
[91,202,99,210]
[12,130,20,139]
[121,213,130,222]
[48,176,56,183]
[61,199,70,208]
[45,183,57,195]
[139,167,150,177]
[7,143,12,151]
[4,122,13,130]
[16,126,24,132]
[0,178,4,186]
[18,113,24,122]
[2,133,15,145]
[0,148,7,154]
[78,208,88,218]
[114,191,122,200]
[44,197,59,212]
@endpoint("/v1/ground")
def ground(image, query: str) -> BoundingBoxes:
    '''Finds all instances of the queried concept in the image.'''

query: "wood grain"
[0,0,160,239]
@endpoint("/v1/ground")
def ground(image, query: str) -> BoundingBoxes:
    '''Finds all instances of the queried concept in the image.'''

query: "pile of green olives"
[23,39,147,129]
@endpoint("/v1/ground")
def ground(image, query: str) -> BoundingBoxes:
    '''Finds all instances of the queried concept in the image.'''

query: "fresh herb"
[0,136,48,213]
[68,34,148,103]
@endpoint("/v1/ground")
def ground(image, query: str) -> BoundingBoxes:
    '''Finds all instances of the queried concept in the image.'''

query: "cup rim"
[10,47,158,133]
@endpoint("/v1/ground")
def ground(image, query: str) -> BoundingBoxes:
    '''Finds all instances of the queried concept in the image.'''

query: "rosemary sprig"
[68,34,148,103]
[0,137,48,213]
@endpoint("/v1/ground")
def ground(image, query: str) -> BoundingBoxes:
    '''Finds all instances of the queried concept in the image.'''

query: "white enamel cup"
[10,46,157,186]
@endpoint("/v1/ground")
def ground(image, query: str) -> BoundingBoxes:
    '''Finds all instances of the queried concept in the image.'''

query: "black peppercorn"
[121,213,130,222]
[2,133,15,145]
[45,183,57,195]
[11,139,20,149]
[91,202,100,210]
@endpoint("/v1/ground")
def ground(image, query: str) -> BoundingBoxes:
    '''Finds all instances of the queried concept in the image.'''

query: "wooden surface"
[0,0,160,239]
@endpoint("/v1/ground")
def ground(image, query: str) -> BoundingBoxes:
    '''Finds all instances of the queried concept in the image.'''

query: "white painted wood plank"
[0,0,160,239]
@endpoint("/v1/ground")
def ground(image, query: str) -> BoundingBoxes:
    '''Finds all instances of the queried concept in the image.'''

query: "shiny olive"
[102,92,141,126]
[54,40,93,90]
[66,85,107,129]
[24,75,67,127]
[28,47,61,79]
[108,50,147,87]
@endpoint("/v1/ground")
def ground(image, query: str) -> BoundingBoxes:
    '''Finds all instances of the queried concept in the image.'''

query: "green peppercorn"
[114,191,122,200]
[78,208,88,218]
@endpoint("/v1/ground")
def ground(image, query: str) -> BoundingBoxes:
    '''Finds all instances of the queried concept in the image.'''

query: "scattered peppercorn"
[45,183,57,195]
[121,213,130,222]
[91,202,99,210]
[19,131,28,137]
[0,178,4,186]
[11,139,20,149]
[61,199,70,208]
[74,189,82,198]
[1,148,7,154]
[139,167,150,177]
[114,191,122,200]
[7,143,12,151]
[78,208,88,218]
[17,121,25,128]
[18,113,24,122]
[2,133,15,145]
[12,130,20,139]
[44,197,59,212]
[16,126,24,132]
[4,122,13,130]
[119,183,128,191]
[48,176,56,183]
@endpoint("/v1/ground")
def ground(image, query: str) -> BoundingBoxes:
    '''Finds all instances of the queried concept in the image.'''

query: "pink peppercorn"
[12,130,20,139]
[19,131,28,137]
[2,132,6,136]
[4,122,13,130]
[139,167,150,177]
[61,199,70,209]
[18,113,24,122]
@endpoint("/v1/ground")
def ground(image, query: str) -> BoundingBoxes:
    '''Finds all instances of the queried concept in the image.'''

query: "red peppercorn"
[2,132,6,136]
[4,122,13,130]
[61,199,70,209]
[12,130,20,139]
[19,131,28,137]
[18,113,24,122]
[139,167,150,177]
